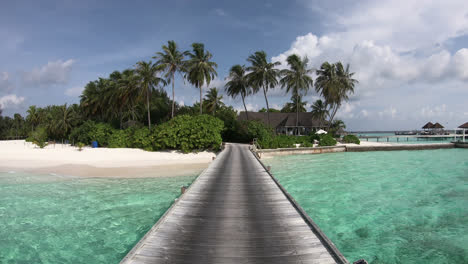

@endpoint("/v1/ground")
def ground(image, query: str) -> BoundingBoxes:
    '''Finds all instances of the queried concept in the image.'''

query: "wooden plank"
[120,144,346,264]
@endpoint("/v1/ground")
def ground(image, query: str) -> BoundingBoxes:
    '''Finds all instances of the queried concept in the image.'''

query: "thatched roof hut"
[458,122,468,129]
[422,122,434,129]
[433,122,444,129]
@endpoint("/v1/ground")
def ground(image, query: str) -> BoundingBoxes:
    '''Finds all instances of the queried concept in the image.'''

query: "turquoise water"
[266,149,468,264]
[0,172,197,264]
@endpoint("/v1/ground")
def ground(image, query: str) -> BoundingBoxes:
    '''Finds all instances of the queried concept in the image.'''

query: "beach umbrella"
[315,129,327,134]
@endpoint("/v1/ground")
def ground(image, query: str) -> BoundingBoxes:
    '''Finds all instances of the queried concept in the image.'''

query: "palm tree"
[135,61,166,129]
[246,51,280,126]
[26,105,40,132]
[185,43,218,114]
[315,62,357,127]
[154,40,188,119]
[204,87,224,114]
[55,104,77,138]
[279,54,314,133]
[225,65,251,120]
[281,94,307,113]
[311,99,329,128]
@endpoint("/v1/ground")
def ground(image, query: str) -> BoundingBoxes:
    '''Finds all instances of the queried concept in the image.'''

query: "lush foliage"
[185,43,218,114]
[153,115,223,153]
[315,62,358,127]
[343,135,360,144]
[318,134,337,146]
[30,126,48,148]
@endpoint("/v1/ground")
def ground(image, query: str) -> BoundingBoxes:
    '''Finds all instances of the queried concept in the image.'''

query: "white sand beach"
[0,140,216,178]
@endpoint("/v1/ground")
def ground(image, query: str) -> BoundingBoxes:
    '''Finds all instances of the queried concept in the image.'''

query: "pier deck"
[120,144,345,264]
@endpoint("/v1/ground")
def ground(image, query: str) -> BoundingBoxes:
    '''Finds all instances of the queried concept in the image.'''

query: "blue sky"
[1,0,467,131]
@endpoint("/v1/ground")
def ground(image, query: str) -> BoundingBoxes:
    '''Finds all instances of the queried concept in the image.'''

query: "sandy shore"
[0,140,216,178]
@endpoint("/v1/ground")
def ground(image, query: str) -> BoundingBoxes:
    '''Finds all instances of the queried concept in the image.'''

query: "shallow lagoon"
[266,149,468,264]
[0,172,196,263]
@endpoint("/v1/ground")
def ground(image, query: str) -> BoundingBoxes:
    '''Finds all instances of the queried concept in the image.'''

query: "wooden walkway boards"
[120,144,346,264]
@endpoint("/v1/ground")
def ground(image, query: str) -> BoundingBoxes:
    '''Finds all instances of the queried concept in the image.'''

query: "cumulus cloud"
[22,59,75,86]
[0,94,25,110]
[271,0,468,130]
[64,86,84,97]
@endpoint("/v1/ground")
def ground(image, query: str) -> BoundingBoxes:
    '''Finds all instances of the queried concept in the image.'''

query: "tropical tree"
[185,43,218,114]
[279,54,314,132]
[315,62,358,127]
[246,51,280,126]
[311,99,329,128]
[204,87,224,114]
[281,94,307,113]
[225,65,251,120]
[135,61,166,129]
[54,104,78,138]
[26,105,40,132]
[154,40,188,118]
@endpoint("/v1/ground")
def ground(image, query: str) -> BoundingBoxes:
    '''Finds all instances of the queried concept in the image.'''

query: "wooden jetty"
[359,134,463,142]
[120,144,348,264]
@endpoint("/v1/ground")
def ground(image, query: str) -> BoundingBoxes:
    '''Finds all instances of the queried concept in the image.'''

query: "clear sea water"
[0,172,197,264]
[265,149,468,264]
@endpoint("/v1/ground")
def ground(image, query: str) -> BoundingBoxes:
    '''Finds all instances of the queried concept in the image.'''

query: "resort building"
[238,111,325,135]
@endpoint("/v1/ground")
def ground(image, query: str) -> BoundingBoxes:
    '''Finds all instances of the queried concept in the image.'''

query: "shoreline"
[0,140,215,178]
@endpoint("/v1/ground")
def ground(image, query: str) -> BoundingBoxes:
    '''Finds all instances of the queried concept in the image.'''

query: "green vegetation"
[185,43,218,114]
[30,127,48,148]
[315,62,358,128]
[318,134,337,147]
[0,40,357,153]
[343,135,360,144]
[246,51,280,126]
[76,142,85,151]
[279,54,314,133]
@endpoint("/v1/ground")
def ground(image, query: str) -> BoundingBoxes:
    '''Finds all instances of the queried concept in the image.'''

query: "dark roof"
[238,112,323,128]
[422,122,434,129]
[433,122,444,129]
[458,122,468,129]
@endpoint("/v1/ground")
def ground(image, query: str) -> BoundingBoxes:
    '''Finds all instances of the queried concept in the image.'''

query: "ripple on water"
[265,149,468,264]
[0,172,197,264]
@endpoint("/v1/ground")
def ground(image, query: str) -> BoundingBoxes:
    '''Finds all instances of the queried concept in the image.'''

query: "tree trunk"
[147,85,151,129]
[171,72,175,119]
[242,94,249,121]
[199,82,203,115]
[263,85,270,127]
[328,104,340,129]
[296,92,299,135]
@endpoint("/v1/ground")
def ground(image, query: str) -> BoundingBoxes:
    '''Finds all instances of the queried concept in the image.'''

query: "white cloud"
[453,48,468,80]
[0,94,25,110]
[22,59,75,86]
[309,0,468,52]
[0,72,14,92]
[64,86,84,97]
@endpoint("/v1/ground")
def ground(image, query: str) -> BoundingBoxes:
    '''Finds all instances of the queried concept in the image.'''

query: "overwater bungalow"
[458,122,468,142]
[422,122,434,130]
